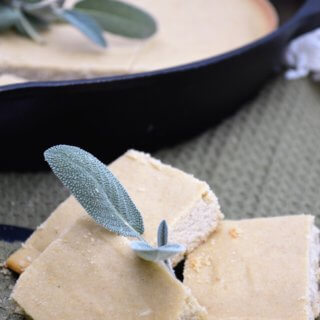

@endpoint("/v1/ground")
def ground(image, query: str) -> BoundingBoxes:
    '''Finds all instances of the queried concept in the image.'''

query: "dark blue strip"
[0,225,33,242]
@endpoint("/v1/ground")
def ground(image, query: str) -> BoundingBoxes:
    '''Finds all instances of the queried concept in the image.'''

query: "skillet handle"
[294,0,320,36]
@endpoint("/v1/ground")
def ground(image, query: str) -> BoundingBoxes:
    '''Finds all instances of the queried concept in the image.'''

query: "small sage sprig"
[0,0,156,47]
[131,220,184,274]
[44,145,184,275]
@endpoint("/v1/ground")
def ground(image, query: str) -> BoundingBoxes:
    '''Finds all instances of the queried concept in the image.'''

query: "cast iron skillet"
[0,0,320,170]
[0,225,33,242]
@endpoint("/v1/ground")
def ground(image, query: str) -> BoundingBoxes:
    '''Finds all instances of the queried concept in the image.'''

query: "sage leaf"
[0,4,20,31]
[56,9,106,47]
[157,220,168,247]
[25,8,59,23]
[17,10,44,43]
[44,145,144,238]
[75,0,156,39]
[21,0,65,22]
[24,13,50,30]
[22,0,65,11]
[131,241,185,262]
[22,0,50,3]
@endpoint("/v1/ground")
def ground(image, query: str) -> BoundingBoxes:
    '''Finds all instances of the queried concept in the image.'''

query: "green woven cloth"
[1,76,320,319]
[1,76,320,228]
[0,241,23,320]
[157,77,320,225]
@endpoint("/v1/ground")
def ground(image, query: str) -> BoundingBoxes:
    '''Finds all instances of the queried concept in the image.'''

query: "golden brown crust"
[254,0,279,31]
[5,245,41,274]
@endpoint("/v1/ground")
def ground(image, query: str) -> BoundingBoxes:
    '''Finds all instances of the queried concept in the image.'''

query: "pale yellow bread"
[12,216,207,320]
[0,0,278,80]
[6,149,222,273]
[130,0,278,73]
[0,28,141,80]
[184,215,320,320]
[0,74,26,85]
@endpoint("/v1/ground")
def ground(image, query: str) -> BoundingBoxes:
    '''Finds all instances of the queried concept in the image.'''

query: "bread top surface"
[12,217,201,320]
[184,215,318,320]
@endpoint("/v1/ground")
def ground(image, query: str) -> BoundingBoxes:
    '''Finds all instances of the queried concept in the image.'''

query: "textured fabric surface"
[1,76,320,228]
[1,76,320,319]
[157,77,320,225]
[0,241,23,320]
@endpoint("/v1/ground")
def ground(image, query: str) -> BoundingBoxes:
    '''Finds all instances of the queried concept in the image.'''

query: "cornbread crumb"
[228,227,241,239]
[188,258,202,273]
[36,224,44,231]
[139,309,153,317]
[188,254,211,273]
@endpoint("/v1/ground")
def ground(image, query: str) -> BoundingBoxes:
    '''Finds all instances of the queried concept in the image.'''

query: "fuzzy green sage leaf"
[0,0,156,48]
[0,4,20,31]
[56,9,106,47]
[44,145,144,238]
[157,220,168,247]
[75,0,157,39]
[130,241,185,262]
[16,9,44,43]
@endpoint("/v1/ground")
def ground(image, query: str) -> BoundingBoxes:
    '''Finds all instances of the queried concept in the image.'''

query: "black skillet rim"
[0,225,33,242]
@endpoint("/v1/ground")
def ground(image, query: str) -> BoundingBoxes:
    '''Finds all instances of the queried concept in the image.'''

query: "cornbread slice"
[7,150,222,273]
[0,0,277,80]
[184,215,320,320]
[12,217,207,320]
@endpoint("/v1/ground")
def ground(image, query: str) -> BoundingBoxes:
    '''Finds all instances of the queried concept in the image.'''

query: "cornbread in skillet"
[184,215,320,320]
[0,0,277,80]
[7,150,222,273]
[12,217,207,320]
[130,0,278,73]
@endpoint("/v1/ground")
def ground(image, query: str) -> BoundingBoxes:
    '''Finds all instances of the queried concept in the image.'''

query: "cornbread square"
[7,150,222,273]
[184,215,320,320]
[12,217,207,320]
